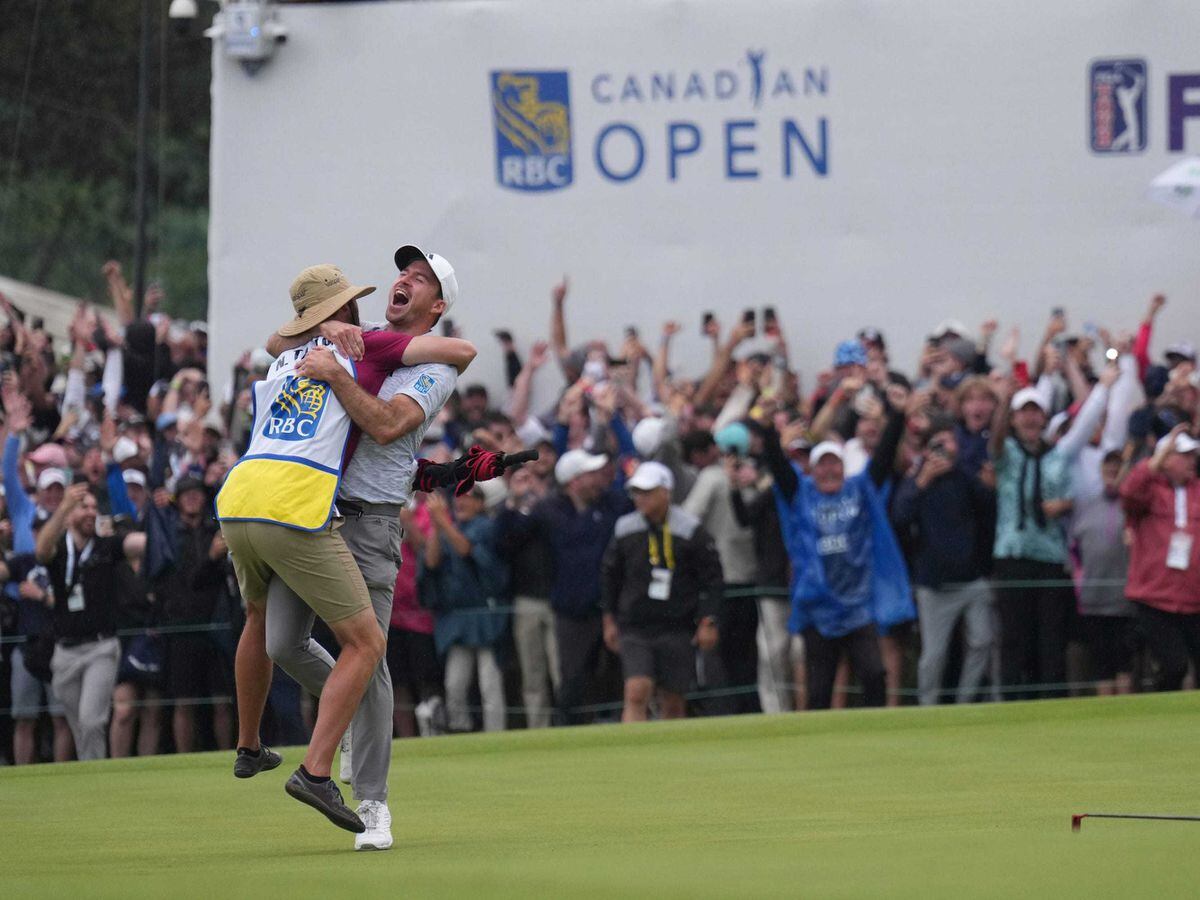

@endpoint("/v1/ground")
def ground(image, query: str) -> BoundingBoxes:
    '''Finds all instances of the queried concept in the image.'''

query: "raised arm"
[403,335,476,374]
[694,321,753,410]
[1057,365,1117,460]
[505,340,548,425]
[550,277,571,374]
[652,321,680,403]
[989,379,1014,462]
[36,483,88,564]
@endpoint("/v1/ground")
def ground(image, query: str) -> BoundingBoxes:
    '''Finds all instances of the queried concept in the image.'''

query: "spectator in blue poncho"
[756,399,914,709]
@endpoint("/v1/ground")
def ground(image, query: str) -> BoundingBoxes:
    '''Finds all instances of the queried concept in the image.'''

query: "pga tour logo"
[1089,58,1147,154]
[491,71,573,192]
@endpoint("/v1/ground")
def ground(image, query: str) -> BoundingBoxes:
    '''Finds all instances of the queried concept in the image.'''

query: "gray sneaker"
[284,768,365,833]
[234,746,282,779]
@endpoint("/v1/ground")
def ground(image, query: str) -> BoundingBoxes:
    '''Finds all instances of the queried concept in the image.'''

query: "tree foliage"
[0,0,212,319]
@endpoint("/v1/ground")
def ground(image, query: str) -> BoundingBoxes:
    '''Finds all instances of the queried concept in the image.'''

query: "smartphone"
[1050,307,1065,319]
[702,311,715,335]
[763,309,782,338]
[440,317,455,337]
[30,316,44,331]
[624,326,638,339]
[743,308,757,336]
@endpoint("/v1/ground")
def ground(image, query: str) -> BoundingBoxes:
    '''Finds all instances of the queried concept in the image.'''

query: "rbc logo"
[1090,59,1147,153]
[264,375,328,442]
[491,71,573,191]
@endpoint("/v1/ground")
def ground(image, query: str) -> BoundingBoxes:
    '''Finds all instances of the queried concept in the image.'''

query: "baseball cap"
[857,327,886,349]
[810,441,845,465]
[1011,387,1049,413]
[625,461,675,493]
[1165,341,1197,363]
[833,340,868,368]
[37,468,67,491]
[112,436,139,464]
[944,337,977,365]
[714,422,751,457]
[156,411,179,432]
[554,449,607,485]
[931,319,970,341]
[1159,432,1200,455]
[28,443,69,469]
[122,469,147,488]
[394,245,459,312]
[632,417,666,458]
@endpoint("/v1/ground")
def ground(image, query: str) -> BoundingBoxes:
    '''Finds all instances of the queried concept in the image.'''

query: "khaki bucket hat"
[277,264,376,337]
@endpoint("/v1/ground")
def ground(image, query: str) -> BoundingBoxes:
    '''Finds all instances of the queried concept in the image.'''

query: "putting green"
[4,693,1198,897]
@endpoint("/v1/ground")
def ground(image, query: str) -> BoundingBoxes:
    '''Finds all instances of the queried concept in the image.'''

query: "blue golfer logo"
[264,375,328,441]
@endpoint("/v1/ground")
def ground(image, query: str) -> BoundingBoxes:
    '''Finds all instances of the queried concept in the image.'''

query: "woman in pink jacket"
[1120,426,1200,691]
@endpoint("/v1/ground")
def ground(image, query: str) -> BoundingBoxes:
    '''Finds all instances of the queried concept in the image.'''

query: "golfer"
[252,246,467,850]
[217,262,473,834]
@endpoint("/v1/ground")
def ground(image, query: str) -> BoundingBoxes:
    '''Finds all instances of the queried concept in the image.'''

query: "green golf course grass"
[4,692,1199,897]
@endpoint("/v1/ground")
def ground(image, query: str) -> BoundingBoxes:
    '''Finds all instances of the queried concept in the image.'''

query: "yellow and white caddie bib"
[216,337,355,530]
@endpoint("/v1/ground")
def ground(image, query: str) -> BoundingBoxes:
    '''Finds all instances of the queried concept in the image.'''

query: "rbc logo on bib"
[1089,59,1148,153]
[491,71,573,191]
[264,376,328,441]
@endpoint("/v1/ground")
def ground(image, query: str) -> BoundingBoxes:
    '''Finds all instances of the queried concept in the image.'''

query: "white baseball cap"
[810,441,845,465]
[113,436,139,464]
[37,468,67,491]
[1011,387,1049,413]
[394,245,459,312]
[554,449,608,485]
[632,417,666,458]
[1158,432,1200,455]
[626,461,675,493]
[931,318,971,341]
[122,469,148,488]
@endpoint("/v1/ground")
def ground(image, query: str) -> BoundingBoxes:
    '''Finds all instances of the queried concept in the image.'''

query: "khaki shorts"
[221,519,371,623]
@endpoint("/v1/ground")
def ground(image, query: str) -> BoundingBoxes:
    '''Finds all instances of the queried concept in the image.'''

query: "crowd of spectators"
[2,263,1199,764]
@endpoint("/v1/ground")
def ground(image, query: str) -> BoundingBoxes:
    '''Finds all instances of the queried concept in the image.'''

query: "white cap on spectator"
[473,478,508,511]
[1165,341,1197,362]
[625,460,674,493]
[931,318,971,341]
[554,449,607,485]
[515,416,551,448]
[122,470,147,488]
[1159,432,1200,455]
[112,436,139,464]
[1011,387,1049,413]
[37,468,67,491]
[632,417,666,458]
[250,347,275,370]
[810,441,845,465]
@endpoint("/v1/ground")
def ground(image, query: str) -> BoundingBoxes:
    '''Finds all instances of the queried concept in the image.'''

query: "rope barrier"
[0,677,1165,720]
[0,575,1136,646]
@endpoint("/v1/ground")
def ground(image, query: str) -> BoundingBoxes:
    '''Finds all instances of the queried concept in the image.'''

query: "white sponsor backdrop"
[209,0,1200,405]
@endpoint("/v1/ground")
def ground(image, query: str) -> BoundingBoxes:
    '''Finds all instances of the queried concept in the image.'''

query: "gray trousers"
[756,598,794,714]
[916,579,995,706]
[264,511,401,803]
[512,596,559,728]
[50,636,120,760]
[444,646,506,732]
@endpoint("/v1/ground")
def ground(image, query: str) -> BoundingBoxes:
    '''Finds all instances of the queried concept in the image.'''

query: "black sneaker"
[234,746,282,779]
[284,768,366,833]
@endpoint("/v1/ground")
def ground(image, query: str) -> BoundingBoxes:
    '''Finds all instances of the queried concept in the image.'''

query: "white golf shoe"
[354,800,393,851]
[338,730,352,784]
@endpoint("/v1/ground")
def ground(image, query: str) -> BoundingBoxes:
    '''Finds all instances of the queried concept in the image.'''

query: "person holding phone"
[892,417,997,705]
